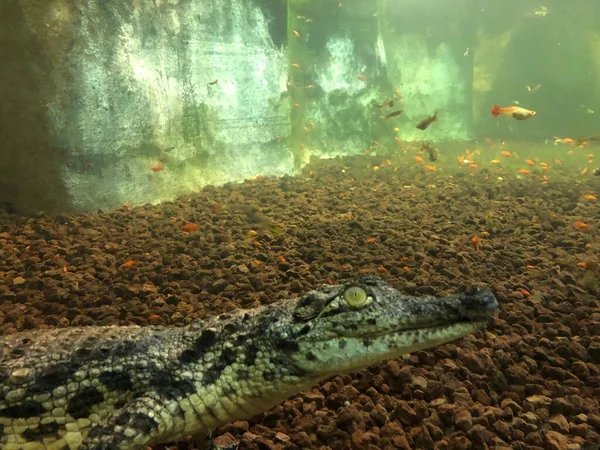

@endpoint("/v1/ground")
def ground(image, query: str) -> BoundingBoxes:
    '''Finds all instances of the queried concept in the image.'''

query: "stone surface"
[1,0,291,212]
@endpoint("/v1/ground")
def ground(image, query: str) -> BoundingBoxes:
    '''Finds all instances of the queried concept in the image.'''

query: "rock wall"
[1,0,290,212]
[0,0,70,213]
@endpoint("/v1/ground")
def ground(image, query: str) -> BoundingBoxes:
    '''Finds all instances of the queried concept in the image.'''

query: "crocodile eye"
[344,286,367,307]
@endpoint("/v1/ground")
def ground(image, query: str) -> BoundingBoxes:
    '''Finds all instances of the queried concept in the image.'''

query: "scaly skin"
[0,275,498,450]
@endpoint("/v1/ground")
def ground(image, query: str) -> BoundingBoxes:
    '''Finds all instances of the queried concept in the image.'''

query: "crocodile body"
[0,276,498,450]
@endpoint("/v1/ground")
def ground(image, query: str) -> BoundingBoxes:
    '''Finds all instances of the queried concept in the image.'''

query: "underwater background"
[1,0,599,449]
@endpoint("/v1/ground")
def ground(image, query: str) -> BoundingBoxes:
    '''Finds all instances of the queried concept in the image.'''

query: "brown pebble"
[393,400,417,426]
[455,409,473,432]
[472,389,491,406]
[549,414,570,434]
[213,432,237,448]
[526,394,552,409]
[385,360,401,378]
[493,420,511,440]
[274,432,290,442]
[291,431,311,447]
[570,423,589,438]
[545,430,569,450]
[351,430,378,448]
[370,403,389,426]
[448,434,471,450]
[412,375,428,389]
[458,350,486,374]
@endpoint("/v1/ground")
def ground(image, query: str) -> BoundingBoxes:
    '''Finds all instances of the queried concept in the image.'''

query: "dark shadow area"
[0,1,71,214]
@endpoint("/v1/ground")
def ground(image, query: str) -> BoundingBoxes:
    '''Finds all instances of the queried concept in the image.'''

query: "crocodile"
[0,275,498,450]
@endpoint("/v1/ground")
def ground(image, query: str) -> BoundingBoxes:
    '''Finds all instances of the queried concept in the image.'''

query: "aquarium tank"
[1,0,599,449]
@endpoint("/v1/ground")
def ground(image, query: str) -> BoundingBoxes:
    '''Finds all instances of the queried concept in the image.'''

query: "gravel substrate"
[1,152,599,450]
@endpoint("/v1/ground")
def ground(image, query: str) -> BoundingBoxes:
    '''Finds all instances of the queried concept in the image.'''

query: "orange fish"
[573,221,591,230]
[150,164,164,172]
[582,194,596,201]
[414,156,424,163]
[470,235,480,250]
[525,159,535,166]
[500,151,512,157]
[181,222,199,232]
[120,260,135,268]
[491,104,536,120]
[519,288,531,297]
[292,30,300,37]
[518,169,530,175]
[292,63,300,68]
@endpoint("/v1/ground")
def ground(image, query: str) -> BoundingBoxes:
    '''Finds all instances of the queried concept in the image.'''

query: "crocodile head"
[269,275,498,378]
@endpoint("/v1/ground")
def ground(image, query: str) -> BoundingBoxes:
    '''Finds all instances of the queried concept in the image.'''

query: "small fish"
[292,63,300,68]
[381,110,403,120]
[576,136,600,146]
[358,74,368,81]
[491,104,536,120]
[373,100,394,108]
[421,141,438,162]
[120,260,135,268]
[234,204,283,236]
[181,223,199,232]
[526,84,541,93]
[416,111,438,130]
[573,221,591,230]
[293,30,300,37]
[150,163,164,172]
[207,79,218,86]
